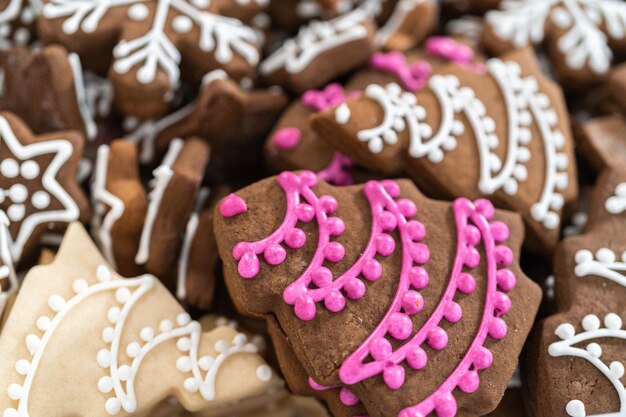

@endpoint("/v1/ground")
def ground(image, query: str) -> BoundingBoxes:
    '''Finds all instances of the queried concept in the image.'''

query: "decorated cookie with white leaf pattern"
[525,168,626,417]
[311,48,577,254]
[0,222,282,417]
[38,0,264,118]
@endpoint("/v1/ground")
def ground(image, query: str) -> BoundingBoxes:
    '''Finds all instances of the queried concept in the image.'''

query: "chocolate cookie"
[214,171,541,417]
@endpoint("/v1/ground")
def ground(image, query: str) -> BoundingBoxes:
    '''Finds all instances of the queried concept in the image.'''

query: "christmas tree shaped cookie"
[0,223,282,417]
[311,48,577,254]
[214,171,542,417]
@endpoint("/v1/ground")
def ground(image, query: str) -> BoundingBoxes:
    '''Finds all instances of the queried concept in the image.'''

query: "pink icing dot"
[458,370,480,393]
[464,225,481,246]
[399,410,424,417]
[464,247,481,268]
[444,301,462,323]
[377,234,396,256]
[294,294,316,321]
[339,388,360,407]
[495,245,513,266]
[489,317,508,339]
[296,203,315,222]
[408,266,429,289]
[325,289,346,312]
[406,346,427,370]
[219,194,248,218]
[264,243,287,265]
[324,242,345,262]
[435,392,457,417]
[311,267,332,287]
[383,365,405,390]
[319,195,338,213]
[345,277,366,300]
[406,220,425,241]
[283,282,306,304]
[402,290,423,315]
[496,269,516,291]
[425,36,474,65]
[272,127,301,150]
[326,217,345,236]
[382,180,401,198]
[474,199,495,219]
[379,211,398,231]
[388,312,413,340]
[362,258,382,281]
[299,170,318,187]
[427,326,448,350]
[474,346,493,370]
[410,242,429,264]
[494,291,511,314]
[489,220,509,242]
[457,272,476,294]
[285,228,306,248]
[397,199,417,218]
[370,337,392,361]
[238,252,260,279]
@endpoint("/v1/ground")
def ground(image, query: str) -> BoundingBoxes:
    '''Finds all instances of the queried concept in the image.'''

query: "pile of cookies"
[0,1,625,416]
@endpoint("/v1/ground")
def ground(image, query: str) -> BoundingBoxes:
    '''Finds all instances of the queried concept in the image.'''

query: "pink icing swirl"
[219,194,247,218]
[369,52,432,92]
[302,83,361,112]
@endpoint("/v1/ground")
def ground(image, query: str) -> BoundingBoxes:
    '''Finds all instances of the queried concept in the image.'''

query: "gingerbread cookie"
[483,0,626,87]
[608,62,626,116]
[0,111,90,263]
[0,211,17,317]
[0,222,282,417]
[38,0,263,118]
[260,9,377,93]
[525,168,626,417]
[312,48,577,254]
[214,171,542,417]
[575,114,626,173]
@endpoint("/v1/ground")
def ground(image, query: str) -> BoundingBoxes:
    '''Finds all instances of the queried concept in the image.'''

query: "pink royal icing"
[318,153,354,186]
[302,83,361,112]
[425,36,486,73]
[272,127,302,150]
[219,194,248,218]
[369,52,432,92]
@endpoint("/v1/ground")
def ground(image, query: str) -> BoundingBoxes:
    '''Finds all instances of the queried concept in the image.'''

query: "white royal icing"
[339,57,569,230]
[606,183,626,214]
[376,0,430,47]
[3,263,262,417]
[0,0,41,48]
[176,187,210,301]
[42,0,259,90]
[260,9,369,76]
[0,210,17,316]
[135,138,184,265]
[549,313,626,417]
[487,0,626,74]
[91,145,125,270]
[68,53,98,141]
[0,115,80,261]
[574,248,626,288]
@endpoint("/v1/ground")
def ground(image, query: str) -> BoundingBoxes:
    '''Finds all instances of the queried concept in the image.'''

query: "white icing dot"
[335,104,351,124]
[48,295,65,312]
[127,3,149,21]
[176,356,192,372]
[554,323,575,340]
[215,340,229,353]
[1,158,19,178]
[20,160,39,179]
[102,327,115,344]
[177,312,191,326]
[192,0,209,6]
[159,320,173,332]
[610,361,625,378]
[582,314,600,331]
[105,397,122,415]
[98,376,113,393]
[108,307,121,323]
[118,365,131,381]
[97,349,111,368]
[97,264,111,282]
[172,15,193,33]
[604,313,622,330]
[233,333,247,347]
[184,377,199,393]
[72,279,89,293]
[596,248,615,263]
[575,249,593,264]
[115,287,131,303]
[31,191,50,209]
[140,327,154,342]
[256,365,272,382]
[8,184,26,203]
[7,204,24,222]
[177,337,191,352]
[586,342,602,358]
[25,334,40,355]
[15,359,30,375]
[3,408,18,417]
[7,384,22,400]
[127,342,141,358]
[565,400,585,417]
[36,316,51,331]
[198,356,213,371]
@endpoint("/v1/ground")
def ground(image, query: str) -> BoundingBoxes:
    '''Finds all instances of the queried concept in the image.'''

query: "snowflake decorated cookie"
[311,48,577,254]
[525,168,626,417]
[0,111,90,263]
[483,0,626,87]
[0,222,282,417]
[0,45,113,142]
[0,0,41,48]
[38,0,264,119]
[214,171,542,417]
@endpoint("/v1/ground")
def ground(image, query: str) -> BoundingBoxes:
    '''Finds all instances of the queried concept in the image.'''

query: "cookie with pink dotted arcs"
[214,171,542,417]
[0,111,89,264]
